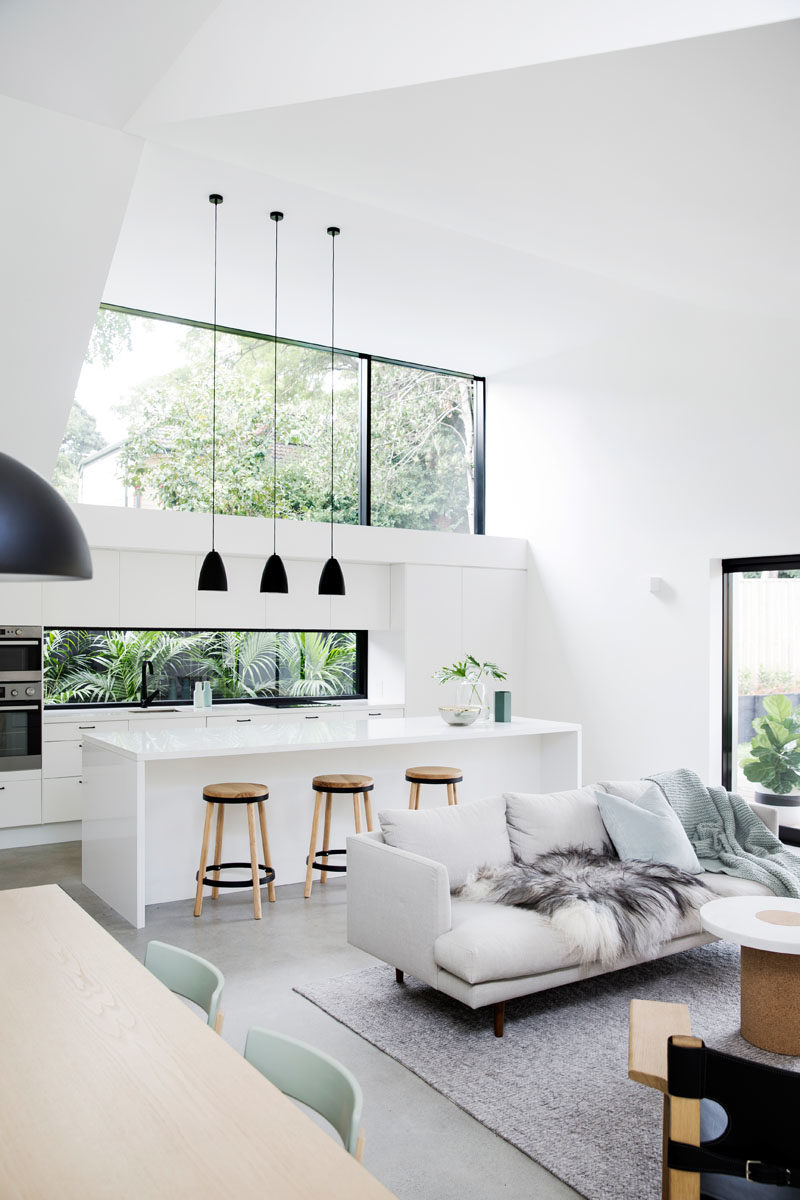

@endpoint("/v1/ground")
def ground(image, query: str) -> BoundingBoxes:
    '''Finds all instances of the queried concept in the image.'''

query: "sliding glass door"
[722,556,800,812]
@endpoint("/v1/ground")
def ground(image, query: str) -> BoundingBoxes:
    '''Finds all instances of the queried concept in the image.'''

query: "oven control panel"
[0,681,41,701]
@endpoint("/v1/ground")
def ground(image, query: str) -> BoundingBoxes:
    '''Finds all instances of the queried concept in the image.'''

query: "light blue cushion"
[595,784,703,874]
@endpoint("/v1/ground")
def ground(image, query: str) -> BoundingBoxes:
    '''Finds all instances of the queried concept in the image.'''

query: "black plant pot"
[755,788,800,808]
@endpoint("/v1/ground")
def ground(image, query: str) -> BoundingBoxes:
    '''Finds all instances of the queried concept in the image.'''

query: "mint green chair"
[243,1027,365,1160]
[144,940,225,1034]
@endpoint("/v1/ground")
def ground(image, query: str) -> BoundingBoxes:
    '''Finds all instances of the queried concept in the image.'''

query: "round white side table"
[700,895,800,1055]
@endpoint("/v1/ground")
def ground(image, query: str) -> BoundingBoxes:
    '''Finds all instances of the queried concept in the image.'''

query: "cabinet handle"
[368,711,382,716]
[0,786,4,790]
[304,715,320,720]
[78,725,95,730]
[236,718,252,723]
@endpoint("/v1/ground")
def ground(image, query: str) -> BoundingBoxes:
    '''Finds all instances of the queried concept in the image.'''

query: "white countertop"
[44,699,402,723]
[83,715,579,763]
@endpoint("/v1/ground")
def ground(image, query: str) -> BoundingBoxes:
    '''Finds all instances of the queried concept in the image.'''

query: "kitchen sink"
[128,708,181,713]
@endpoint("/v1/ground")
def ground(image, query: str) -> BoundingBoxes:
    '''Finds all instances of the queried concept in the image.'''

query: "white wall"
[0,96,142,473]
[488,304,800,785]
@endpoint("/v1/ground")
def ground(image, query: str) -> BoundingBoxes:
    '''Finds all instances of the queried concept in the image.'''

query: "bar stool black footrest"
[197,861,276,889]
[307,848,347,874]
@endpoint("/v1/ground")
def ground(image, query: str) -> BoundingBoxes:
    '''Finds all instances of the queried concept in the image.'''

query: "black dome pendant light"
[198,193,228,592]
[0,453,93,581]
[260,211,288,594]
[318,226,345,596]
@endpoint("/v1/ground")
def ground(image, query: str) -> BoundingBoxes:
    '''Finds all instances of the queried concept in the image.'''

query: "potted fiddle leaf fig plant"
[742,694,800,804]
[433,655,507,724]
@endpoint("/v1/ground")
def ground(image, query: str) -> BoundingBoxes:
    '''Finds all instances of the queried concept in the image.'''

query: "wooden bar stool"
[194,782,276,920]
[406,766,462,810]
[305,774,374,898]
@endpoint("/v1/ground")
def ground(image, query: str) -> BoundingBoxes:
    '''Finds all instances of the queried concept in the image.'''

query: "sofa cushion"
[377,795,512,888]
[596,780,653,804]
[699,871,774,898]
[504,786,609,861]
[595,785,704,874]
[436,898,705,983]
[435,899,583,983]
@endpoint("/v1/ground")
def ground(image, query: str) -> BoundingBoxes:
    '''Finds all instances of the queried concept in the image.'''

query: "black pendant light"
[0,452,92,580]
[318,226,345,596]
[198,193,228,592]
[260,211,288,594]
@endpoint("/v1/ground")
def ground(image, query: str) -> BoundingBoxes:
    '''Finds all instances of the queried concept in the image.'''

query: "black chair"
[629,999,800,1199]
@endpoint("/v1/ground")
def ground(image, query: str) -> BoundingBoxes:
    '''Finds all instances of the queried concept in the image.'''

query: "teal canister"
[494,690,511,722]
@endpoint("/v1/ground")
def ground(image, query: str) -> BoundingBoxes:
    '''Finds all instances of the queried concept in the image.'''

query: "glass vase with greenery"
[433,655,507,720]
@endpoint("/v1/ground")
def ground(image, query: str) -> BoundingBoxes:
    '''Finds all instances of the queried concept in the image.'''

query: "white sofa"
[346,780,782,1036]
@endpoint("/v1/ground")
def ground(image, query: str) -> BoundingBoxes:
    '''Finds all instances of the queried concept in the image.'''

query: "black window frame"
[97,303,486,535]
[721,554,800,788]
[43,627,368,710]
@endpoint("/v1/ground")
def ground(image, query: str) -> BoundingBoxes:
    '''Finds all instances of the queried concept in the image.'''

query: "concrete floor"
[1,841,580,1200]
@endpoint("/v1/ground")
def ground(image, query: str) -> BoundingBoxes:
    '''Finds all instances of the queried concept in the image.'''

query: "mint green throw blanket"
[646,767,800,898]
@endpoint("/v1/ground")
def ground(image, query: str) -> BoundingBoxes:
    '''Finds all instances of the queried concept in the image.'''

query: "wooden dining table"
[0,885,398,1199]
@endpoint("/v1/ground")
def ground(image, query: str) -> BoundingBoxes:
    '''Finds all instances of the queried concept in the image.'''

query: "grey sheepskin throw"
[455,847,711,965]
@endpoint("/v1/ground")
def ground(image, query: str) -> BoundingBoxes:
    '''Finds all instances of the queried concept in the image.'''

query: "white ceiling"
[1,0,799,474]
[0,0,219,128]
[1,0,798,320]
[124,0,800,127]
[141,20,800,312]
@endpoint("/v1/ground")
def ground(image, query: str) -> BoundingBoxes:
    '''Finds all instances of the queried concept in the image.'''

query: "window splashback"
[44,628,364,706]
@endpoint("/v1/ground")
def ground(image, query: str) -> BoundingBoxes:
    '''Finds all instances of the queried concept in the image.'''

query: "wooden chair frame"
[628,998,701,1200]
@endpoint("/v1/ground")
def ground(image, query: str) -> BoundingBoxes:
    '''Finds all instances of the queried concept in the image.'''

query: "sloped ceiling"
[0,1,799,472]
[124,0,800,126]
[3,0,797,132]
[1,0,797,316]
[139,20,800,312]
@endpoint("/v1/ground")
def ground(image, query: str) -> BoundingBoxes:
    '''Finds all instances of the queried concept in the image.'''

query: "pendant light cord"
[329,229,336,558]
[210,197,220,550]
[273,215,279,553]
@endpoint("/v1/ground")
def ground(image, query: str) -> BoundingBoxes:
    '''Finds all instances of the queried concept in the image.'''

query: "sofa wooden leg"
[395,968,404,984]
[493,1001,505,1038]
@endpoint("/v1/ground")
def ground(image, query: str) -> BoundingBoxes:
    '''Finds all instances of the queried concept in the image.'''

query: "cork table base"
[740,944,800,1055]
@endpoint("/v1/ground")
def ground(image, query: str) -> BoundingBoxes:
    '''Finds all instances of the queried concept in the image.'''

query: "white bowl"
[438,705,481,726]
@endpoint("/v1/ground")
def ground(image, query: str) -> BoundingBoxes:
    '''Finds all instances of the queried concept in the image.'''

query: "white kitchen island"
[81,715,581,927]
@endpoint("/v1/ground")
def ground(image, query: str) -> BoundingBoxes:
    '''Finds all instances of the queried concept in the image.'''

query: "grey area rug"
[296,943,799,1200]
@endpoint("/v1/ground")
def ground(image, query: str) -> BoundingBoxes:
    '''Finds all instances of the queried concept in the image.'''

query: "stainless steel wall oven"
[0,628,42,770]
[0,626,42,677]
[0,682,42,771]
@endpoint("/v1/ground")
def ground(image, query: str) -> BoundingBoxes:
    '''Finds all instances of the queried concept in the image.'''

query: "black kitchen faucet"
[140,660,155,708]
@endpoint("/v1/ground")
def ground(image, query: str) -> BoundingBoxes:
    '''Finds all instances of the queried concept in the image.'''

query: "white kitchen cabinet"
[44,718,128,745]
[0,583,43,625]
[204,713,270,727]
[42,549,120,627]
[402,564,463,716]
[0,777,42,827]
[330,563,391,630]
[42,778,83,824]
[461,567,526,710]
[133,715,205,730]
[264,559,332,630]
[42,718,129,823]
[119,553,197,628]
[194,555,268,631]
[43,741,83,778]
